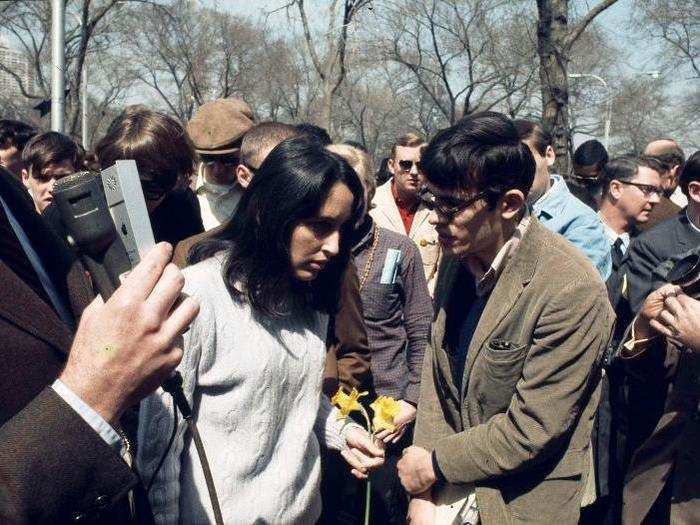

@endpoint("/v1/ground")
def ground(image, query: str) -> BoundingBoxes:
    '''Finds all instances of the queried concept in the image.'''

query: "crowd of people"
[0,98,698,525]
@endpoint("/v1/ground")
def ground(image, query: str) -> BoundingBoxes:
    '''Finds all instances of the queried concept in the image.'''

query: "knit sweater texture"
[137,255,348,524]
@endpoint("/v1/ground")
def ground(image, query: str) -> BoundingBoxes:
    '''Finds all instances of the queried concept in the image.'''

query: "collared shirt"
[671,186,688,208]
[533,174,612,279]
[471,208,531,297]
[598,211,631,253]
[195,170,243,231]
[52,378,122,455]
[391,180,419,234]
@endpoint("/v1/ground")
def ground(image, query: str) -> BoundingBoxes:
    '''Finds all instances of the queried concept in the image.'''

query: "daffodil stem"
[364,479,371,525]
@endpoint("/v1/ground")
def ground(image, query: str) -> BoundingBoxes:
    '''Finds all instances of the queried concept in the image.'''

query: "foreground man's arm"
[0,243,199,524]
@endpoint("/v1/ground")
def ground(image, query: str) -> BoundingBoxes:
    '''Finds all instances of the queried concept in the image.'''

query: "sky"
[212,0,662,74]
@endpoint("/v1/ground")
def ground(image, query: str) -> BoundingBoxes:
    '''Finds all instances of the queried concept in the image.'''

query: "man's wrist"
[58,369,122,427]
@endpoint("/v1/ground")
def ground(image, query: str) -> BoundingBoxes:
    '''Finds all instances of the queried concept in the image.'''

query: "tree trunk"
[537,0,572,176]
[320,80,334,132]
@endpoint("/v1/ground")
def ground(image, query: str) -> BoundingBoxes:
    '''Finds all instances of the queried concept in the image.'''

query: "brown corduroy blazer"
[173,225,373,395]
[414,218,614,524]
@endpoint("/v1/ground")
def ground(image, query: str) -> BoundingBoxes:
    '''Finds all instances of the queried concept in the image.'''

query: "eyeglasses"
[617,180,663,197]
[397,159,423,172]
[419,188,488,219]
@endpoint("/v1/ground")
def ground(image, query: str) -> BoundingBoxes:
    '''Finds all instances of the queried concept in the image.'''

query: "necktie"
[611,237,624,270]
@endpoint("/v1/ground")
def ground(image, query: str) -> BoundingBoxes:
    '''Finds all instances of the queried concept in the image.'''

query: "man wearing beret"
[187,98,255,231]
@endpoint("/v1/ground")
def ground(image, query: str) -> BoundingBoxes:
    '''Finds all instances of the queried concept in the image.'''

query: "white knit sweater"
[137,255,350,524]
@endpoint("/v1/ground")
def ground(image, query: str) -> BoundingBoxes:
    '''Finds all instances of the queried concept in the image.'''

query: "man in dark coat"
[0,165,198,523]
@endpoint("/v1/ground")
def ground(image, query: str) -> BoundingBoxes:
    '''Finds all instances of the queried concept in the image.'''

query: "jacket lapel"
[409,205,431,239]
[461,220,541,396]
[373,180,405,233]
[431,257,463,404]
[0,261,73,354]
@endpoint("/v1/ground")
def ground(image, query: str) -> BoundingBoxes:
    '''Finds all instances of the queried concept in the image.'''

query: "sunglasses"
[419,188,488,219]
[397,159,423,172]
[200,154,240,169]
[140,178,170,201]
[617,180,663,197]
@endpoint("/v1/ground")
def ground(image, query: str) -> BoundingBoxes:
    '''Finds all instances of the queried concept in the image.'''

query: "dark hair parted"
[513,119,552,156]
[21,132,80,175]
[601,155,661,196]
[0,119,37,150]
[421,111,536,206]
[679,151,700,196]
[190,136,364,317]
[95,107,195,192]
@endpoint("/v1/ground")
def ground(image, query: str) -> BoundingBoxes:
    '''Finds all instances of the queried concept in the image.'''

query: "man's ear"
[545,145,556,167]
[687,181,700,205]
[499,189,526,220]
[21,167,30,189]
[608,180,623,201]
[387,158,397,176]
[236,164,254,189]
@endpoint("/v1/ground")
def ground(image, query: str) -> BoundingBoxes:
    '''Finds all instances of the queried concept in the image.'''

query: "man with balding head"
[644,139,686,205]
[639,139,686,231]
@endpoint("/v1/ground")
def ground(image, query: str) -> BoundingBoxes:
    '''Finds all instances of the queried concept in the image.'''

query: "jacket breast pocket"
[475,338,528,420]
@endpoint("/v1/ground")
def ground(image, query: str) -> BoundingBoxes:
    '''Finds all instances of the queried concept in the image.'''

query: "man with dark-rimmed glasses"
[594,155,662,523]
[599,155,663,267]
[396,111,613,524]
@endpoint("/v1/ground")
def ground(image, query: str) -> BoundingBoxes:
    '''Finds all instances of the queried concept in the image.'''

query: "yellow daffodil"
[331,387,368,419]
[370,396,401,433]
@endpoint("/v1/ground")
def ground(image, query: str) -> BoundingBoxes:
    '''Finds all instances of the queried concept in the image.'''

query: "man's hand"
[634,283,682,340]
[656,293,700,351]
[342,426,385,480]
[375,399,416,444]
[60,243,200,426]
[406,492,436,524]
[397,445,436,495]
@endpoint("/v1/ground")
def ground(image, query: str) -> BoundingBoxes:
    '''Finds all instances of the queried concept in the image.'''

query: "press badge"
[380,249,402,284]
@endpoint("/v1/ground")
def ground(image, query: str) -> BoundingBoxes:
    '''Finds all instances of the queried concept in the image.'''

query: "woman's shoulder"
[182,252,227,297]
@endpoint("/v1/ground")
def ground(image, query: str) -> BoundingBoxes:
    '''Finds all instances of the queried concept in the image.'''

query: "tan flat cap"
[187,98,255,154]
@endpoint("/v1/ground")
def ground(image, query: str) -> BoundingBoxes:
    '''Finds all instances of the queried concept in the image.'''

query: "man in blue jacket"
[515,120,612,280]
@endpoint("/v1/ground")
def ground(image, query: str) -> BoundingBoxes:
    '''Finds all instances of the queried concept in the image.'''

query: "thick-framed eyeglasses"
[617,180,663,197]
[397,159,423,172]
[419,188,488,219]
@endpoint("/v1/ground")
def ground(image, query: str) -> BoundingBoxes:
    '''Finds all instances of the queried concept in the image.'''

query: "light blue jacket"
[532,175,612,279]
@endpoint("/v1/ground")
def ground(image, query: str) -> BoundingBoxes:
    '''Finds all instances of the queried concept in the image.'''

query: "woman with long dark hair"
[137,137,383,524]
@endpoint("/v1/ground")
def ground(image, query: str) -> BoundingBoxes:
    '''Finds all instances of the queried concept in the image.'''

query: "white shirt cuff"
[51,379,122,454]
